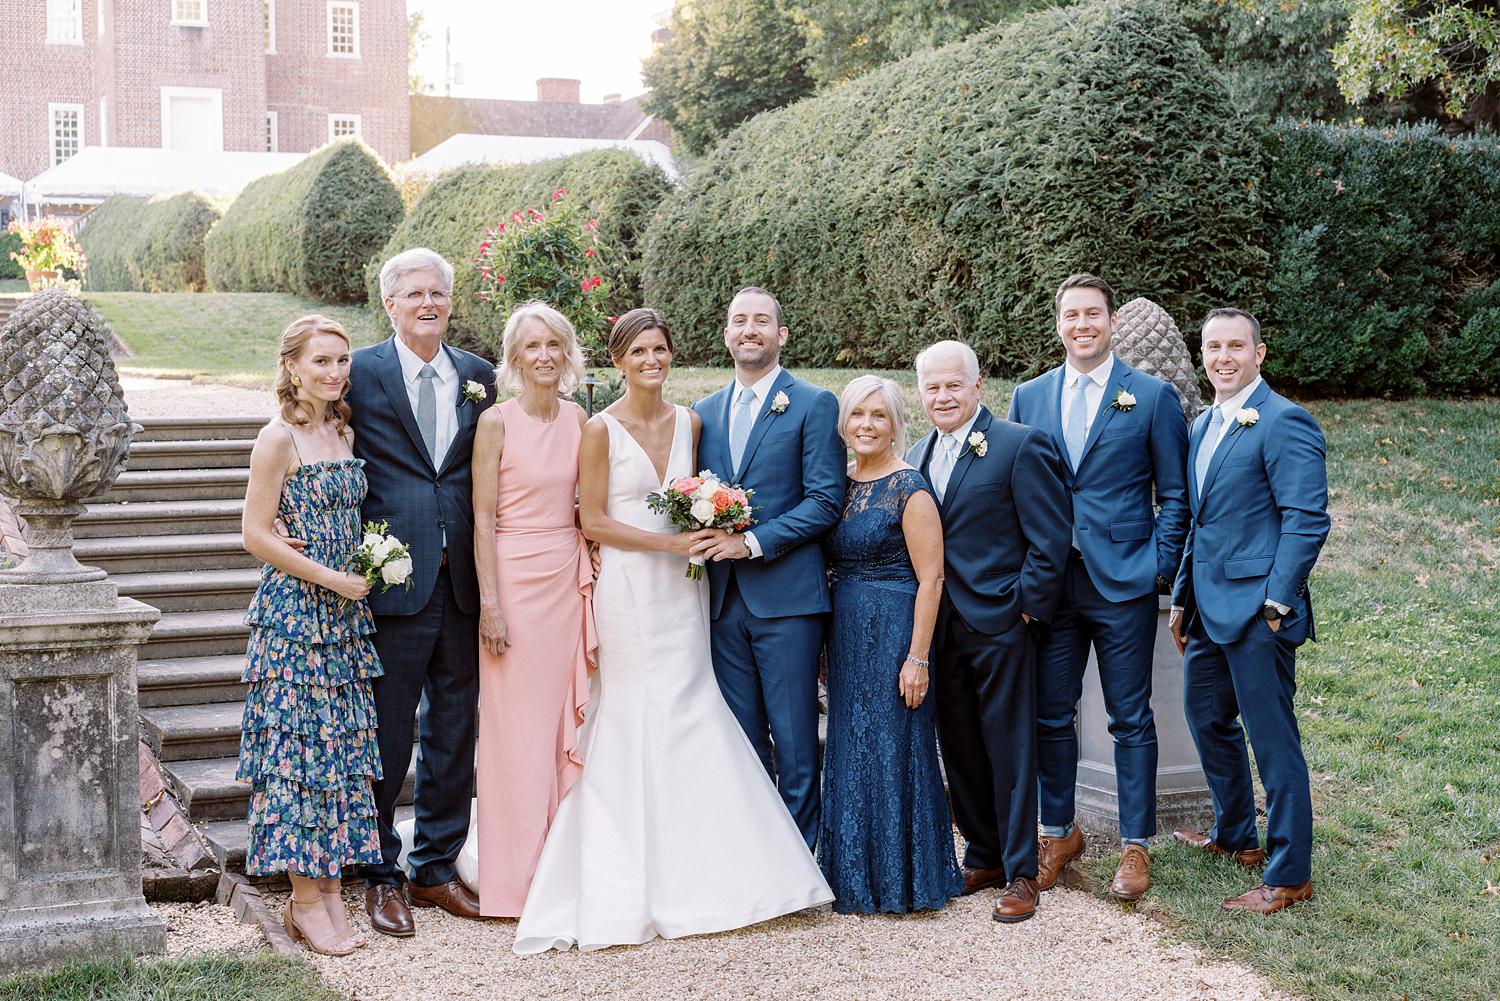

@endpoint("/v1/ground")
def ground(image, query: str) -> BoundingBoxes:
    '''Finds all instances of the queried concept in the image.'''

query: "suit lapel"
[942,407,991,511]
[1044,365,1067,451]
[437,344,472,476]
[734,369,794,480]
[1187,408,1212,509]
[374,337,436,471]
[1077,362,1127,468]
[1200,380,1272,502]
[714,382,736,477]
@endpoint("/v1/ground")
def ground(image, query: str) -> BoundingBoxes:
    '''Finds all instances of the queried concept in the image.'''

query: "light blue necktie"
[1195,405,1224,494]
[416,364,438,464]
[730,387,756,472]
[931,433,958,498]
[1063,373,1089,472]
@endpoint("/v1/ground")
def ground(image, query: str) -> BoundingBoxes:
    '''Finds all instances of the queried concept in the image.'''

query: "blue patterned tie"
[1064,373,1088,472]
[730,387,756,472]
[1195,405,1224,494]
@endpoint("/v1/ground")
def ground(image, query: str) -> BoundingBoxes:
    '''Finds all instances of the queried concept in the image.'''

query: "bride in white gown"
[513,309,832,955]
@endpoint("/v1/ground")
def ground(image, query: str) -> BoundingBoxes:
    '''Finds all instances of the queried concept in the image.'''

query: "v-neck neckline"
[607,408,678,488]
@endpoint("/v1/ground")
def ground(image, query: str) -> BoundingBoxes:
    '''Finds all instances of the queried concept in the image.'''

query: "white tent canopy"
[411,134,680,181]
[0,172,21,198]
[23,146,306,203]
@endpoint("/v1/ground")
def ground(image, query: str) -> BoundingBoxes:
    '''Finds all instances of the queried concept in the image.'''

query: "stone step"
[74,532,259,574]
[96,467,250,504]
[135,417,267,443]
[140,608,249,659]
[141,700,245,761]
[114,567,261,612]
[137,654,247,708]
[166,753,416,824]
[126,439,255,471]
[201,805,415,876]
[75,498,244,539]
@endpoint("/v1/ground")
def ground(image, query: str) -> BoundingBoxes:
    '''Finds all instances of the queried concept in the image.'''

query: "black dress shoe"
[365,883,415,937]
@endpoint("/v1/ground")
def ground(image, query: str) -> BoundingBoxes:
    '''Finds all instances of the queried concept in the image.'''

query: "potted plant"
[7,217,86,290]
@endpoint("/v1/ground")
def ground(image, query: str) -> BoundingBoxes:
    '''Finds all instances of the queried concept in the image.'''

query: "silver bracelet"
[904,654,930,668]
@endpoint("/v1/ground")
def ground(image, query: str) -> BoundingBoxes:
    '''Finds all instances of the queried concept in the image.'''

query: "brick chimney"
[602,93,621,104]
[536,78,581,103]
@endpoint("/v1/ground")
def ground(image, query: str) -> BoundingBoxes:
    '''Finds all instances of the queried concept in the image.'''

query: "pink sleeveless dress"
[476,398,596,917]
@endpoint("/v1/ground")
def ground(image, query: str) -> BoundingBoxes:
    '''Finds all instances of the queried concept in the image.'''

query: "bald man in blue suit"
[1169,308,1329,915]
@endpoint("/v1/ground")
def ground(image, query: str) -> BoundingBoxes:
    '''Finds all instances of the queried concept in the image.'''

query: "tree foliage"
[640,0,815,155]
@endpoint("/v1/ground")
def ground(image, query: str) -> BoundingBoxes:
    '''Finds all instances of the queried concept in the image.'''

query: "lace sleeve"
[895,468,934,515]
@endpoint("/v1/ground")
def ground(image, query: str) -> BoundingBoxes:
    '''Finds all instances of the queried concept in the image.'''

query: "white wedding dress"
[513,406,833,954]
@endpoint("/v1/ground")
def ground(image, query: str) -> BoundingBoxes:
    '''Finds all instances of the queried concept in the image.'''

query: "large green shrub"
[79,192,221,291]
[206,139,403,302]
[642,0,1268,374]
[1262,122,1500,396]
[366,149,673,357]
[0,231,21,280]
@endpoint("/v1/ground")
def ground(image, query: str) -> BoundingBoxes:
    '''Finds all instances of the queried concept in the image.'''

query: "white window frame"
[48,103,85,166]
[46,0,82,44]
[170,0,207,26]
[265,111,278,152]
[326,1,359,58]
[328,113,361,141]
[98,95,107,147]
[264,0,275,53]
[159,85,224,151]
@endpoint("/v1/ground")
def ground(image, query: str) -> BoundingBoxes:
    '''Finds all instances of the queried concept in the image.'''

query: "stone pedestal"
[0,590,165,977]
[1074,596,1214,839]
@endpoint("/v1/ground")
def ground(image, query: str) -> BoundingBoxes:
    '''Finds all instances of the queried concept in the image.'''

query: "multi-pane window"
[96,0,103,36]
[265,112,278,152]
[171,0,206,25]
[46,0,81,43]
[328,114,360,140]
[327,2,358,57]
[264,0,275,52]
[50,104,84,166]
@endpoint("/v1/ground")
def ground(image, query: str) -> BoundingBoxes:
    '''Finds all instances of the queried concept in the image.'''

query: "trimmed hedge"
[1262,122,1500,397]
[366,149,673,358]
[0,231,22,280]
[641,0,1268,373]
[206,139,403,302]
[78,192,221,291]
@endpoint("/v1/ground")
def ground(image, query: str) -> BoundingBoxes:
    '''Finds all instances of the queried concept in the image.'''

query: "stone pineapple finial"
[1113,297,1204,421]
[0,289,138,586]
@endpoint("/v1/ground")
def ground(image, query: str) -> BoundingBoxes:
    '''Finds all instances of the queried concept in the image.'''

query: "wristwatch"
[1262,604,1284,622]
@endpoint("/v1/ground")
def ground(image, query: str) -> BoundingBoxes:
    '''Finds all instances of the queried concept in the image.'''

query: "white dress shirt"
[729,366,782,559]
[1061,353,1114,437]
[393,334,459,468]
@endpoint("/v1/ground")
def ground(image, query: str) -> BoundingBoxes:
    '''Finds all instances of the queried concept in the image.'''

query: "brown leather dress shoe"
[960,865,1007,896]
[1173,829,1265,867]
[1222,880,1312,914]
[1109,844,1151,901]
[1036,826,1085,890]
[407,879,484,919]
[992,877,1040,923]
[365,883,415,937]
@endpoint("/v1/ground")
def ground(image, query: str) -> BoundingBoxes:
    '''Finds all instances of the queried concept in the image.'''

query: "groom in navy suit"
[350,248,496,936]
[1008,274,1189,901]
[692,287,845,848]
[908,340,1071,923]
[1169,308,1328,914]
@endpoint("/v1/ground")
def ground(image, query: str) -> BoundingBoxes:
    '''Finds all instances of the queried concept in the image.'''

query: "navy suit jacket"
[1171,381,1329,646]
[906,406,1072,634]
[347,335,496,617]
[693,370,845,620]
[1008,359,1190,601]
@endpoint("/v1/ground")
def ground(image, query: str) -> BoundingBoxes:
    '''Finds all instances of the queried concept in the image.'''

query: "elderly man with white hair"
[906,340,1071,923]
[350,247,497,936]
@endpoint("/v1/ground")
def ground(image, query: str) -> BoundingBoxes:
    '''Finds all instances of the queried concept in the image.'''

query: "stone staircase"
[92,417,414,873]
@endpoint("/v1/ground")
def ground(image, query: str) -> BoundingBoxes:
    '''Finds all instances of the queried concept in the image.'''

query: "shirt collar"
[1063,353,1113,390]
[940,409,980,448]
[1214,375,1263,420]
[394,335,455,384]
[735,365,783,404]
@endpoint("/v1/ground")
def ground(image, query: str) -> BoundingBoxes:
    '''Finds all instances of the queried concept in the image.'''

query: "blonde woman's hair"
[497,301,586,397]
[276,314,352,430]
[838,374,909,456]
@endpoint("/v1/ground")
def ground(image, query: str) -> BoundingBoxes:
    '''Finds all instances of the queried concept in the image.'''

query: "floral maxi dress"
[235,458,384,877]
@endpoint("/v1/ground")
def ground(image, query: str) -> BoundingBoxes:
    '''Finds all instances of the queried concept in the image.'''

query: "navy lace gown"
[818,468,963,913]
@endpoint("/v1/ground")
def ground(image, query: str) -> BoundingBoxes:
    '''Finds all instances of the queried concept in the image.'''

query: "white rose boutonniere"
[1235,407,1260,430]
[766,390,790,417]
[1111,389,1137,412]
[960,430,988,458]
[462,380,486,405]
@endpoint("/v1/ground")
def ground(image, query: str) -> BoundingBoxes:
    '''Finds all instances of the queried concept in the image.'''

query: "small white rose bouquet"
[462,380,486,405]
[346,519,413,605]
[645,471,756,580]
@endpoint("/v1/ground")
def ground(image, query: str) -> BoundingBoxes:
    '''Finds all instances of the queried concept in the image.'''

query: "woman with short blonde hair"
[496,301,586,397]
[837,374,908,456]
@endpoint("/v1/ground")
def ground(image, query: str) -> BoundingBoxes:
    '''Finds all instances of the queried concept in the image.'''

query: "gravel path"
[153,900,264,958]
[122,375,276,419]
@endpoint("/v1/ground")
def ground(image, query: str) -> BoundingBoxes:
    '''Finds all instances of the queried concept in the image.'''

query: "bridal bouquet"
[347,520,414,604]
[646,472,755,580]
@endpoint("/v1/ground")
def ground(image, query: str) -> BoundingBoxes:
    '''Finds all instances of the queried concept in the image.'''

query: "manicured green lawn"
[0,951,339,1001]
[88,292,388,387]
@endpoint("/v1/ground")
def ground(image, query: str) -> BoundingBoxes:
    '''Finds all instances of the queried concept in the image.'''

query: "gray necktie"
[1195,405,1224,493]
[1064,373,1089,471]
[932,433,958,498]
[416,363,438,464]
[730,387,756,472]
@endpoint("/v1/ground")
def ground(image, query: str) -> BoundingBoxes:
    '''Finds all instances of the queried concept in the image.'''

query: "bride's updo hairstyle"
[276,313,353,430]
[607,307,674,363]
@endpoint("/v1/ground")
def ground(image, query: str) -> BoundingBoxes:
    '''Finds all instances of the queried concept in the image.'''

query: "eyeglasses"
[395,289,450,306]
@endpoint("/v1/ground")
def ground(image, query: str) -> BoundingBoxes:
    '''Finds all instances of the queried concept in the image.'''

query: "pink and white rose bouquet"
[646,471,755,580]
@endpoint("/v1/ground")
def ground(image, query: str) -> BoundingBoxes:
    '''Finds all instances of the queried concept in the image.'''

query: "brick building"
[1,0,409,182]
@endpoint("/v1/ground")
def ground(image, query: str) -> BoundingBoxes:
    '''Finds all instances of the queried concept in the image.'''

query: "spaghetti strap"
[278,420,305,466]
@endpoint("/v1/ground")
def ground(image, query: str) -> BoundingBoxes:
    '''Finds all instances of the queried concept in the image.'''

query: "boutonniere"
[765,390,790,417]
[959,430,988,458]
[1111,389,1137,412]
[462,380,486,405]
[1233,407,1259,430]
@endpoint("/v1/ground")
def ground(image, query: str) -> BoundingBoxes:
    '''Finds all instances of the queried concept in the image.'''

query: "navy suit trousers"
[1035,553,1159,841]
[1183,617,1312,887]
[363,565,479,888]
